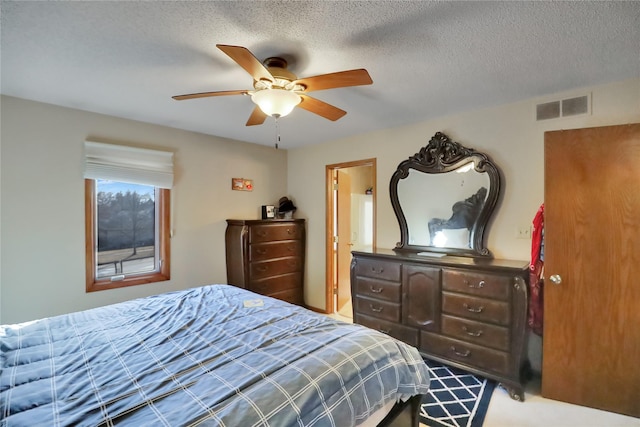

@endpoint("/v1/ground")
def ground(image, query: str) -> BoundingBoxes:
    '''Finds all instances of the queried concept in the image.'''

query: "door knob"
[549,274,562,285]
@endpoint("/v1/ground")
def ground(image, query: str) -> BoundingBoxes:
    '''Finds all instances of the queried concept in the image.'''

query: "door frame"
[325,158,377,313]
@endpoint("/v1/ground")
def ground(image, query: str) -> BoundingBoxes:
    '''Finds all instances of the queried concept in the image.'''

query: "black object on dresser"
[351,249,529,401]
[225,219,305,306]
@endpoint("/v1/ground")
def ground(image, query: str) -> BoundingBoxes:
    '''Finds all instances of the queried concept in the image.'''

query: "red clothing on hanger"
[528,204,544,336]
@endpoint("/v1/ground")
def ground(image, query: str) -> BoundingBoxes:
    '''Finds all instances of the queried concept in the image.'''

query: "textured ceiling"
[1,1,639,149]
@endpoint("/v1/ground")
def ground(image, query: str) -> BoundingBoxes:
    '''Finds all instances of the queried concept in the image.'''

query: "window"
[84,141,173,292]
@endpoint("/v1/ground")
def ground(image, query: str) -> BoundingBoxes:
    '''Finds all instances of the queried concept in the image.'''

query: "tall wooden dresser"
[225,219,305,306]
[351,249,529,400]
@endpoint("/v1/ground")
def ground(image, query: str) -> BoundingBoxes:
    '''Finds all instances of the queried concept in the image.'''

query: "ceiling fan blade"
[172,90,248,101]
[216,44,274,83]
[246,105,268,126]
[297,94,347,121]
[294,69,372,93]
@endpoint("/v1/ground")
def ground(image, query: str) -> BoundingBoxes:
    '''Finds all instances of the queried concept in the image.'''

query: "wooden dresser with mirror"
[351,132,530,400]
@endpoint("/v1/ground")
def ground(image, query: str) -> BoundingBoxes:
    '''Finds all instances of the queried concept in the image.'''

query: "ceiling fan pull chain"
[275,116,280,149]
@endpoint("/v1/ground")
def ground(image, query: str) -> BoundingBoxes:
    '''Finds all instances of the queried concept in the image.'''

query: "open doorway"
[325,159,376,316]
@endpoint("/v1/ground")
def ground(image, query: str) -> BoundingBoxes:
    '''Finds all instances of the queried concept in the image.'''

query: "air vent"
[536,101,560,121]
[562,95,589,117]
[536,93,591,121]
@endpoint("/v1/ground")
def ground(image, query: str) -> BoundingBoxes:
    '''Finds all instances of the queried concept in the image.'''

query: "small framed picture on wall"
[261,205,275,219]
[231,178,253,191]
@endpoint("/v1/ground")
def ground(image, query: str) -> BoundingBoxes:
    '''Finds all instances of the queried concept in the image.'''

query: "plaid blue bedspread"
[1,285,429,426]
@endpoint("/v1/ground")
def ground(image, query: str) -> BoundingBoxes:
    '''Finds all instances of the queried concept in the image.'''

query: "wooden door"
[336,170,352,314]
[542,123,640,418]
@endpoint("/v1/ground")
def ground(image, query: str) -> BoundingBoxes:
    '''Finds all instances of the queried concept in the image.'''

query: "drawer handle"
[369,286,383,293]
[450,346,471,357]
[378,328,390,334]
[257,266,269,272]
[256,248,267,255]
[371,267,385,274]
[463,303,484,313]
[462,326,483,337]
[257,230,267,237]
[287,228,294,235]
[468,280,485,289]
[369,304,383,313]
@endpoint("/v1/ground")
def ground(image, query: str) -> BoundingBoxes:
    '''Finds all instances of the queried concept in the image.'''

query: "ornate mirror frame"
[390,132,501,258]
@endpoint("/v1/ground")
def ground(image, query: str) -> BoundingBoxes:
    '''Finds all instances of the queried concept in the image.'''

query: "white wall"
[288,78,640,373]
[290,77,640,309]
[0,98,3,322]
[0,95,288,324]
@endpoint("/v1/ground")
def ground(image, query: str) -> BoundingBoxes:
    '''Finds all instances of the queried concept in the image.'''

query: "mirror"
[390,132,501,258]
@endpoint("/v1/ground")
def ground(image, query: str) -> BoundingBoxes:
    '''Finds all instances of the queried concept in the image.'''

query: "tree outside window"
[85,179,170,292]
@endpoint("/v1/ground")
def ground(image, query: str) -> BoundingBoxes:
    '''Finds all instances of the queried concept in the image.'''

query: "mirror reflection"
[398,166,490,248]
[390,132,501,258]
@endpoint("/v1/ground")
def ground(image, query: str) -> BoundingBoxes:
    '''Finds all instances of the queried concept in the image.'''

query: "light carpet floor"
[476,375,639,427]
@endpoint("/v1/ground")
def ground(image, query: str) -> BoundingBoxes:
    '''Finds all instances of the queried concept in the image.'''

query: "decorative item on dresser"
[225,219,305,306]
[351,132,530,401]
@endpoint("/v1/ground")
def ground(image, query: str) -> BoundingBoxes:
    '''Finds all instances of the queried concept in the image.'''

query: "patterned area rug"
[420,359,496,427]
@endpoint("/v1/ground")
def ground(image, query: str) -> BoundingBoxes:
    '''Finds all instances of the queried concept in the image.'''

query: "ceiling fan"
[172,44,373,126]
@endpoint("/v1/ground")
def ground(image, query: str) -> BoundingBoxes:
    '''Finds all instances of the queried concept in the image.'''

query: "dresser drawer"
[250,257,302,280]
[250,223,304,243]
[270,287,303,305]
[354,258,401,282]
[442,292,510,326]
[354,296,401,322]
[356,314,418,347]
[442,315,510,351]
[421,332,510,375]
[443,270,511,301]
[249,272,301,294]
[250,240,302,261]
[354,277,401,303]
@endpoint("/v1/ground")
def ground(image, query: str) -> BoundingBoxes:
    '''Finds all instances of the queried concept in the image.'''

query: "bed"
[1,284,429,426]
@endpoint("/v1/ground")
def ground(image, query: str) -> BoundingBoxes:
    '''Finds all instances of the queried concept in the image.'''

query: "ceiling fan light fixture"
[174,45,373,125]
[251,88,301,118]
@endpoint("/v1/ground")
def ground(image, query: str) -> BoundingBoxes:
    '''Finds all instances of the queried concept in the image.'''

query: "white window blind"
[84,141,174,188]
